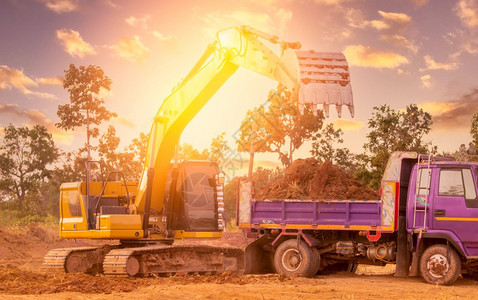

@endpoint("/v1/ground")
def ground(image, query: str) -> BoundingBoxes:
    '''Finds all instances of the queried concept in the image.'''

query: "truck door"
[431,166,478,256]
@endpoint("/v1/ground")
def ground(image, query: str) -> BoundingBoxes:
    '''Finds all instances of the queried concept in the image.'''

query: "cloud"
[0,104,73,144]
[102,0,119,8]
[110,36,149,64]
[381,34,418,53]
[56,29,96,58]
[200,7,292,37]
[112,116,135,128]
[152,31,174,41]
[411,0,429,6]
[444,29,478,58]
[0,65,57,99]
[313,0,352,5]
[36,76,63,86]
[422,89,478,130]
[348,10,417,52]
[420,74,432,88]
[346,8,369,29]
[331,119,364,131]
[420,55,459,71]
[455,0,478,29]
[343,45,409,69]
[378,11,411,25]
[39,0,79,13]
[125,15,151,30]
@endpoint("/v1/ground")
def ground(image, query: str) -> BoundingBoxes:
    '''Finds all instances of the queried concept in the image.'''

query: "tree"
[96,127,149,181]
[359,104,435,189]
[0,125,59,213]
[471,112,478,148]
[209,132,231,164]
[57,64,117,160]
[237,84,324,168]
[125,132,149,179]
[311,123,358,175]
[222,167,281,222]
[177,143,210,161]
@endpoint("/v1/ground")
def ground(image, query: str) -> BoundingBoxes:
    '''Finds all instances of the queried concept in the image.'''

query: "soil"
[256,158,379,200]
[1,225,478,299]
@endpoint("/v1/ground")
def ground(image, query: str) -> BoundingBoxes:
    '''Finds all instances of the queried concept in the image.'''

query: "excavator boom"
[135,26,354,236]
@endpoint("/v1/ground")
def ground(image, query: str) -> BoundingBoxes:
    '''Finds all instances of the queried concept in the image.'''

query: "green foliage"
[57,64,117,159]
[223,177,239,222]
[57,64,116,134]
[359,104,435,189]
[0,209,58,227]
[472,112,478,147]
[96,127,149,181]
[177,143,210,161]
[209,132,230,164]
[222,167,281,222]
[226,218,241,232]
[177,132,231,167]
[310,123,360,175]
[0,125,59,214]
[237,85,324,168]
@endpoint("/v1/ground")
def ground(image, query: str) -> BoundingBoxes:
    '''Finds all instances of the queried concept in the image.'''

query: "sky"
[1,0,478,178]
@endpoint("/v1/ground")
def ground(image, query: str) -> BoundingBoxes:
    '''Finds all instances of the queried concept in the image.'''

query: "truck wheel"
[419,244,461,285]
[274,239,319,277]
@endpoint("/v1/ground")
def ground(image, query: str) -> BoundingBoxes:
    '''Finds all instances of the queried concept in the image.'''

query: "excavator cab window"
[171,161,220,232]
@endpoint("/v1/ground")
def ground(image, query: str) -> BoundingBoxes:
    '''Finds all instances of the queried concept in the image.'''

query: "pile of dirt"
[0,265,140,294]
[256,158,379,200]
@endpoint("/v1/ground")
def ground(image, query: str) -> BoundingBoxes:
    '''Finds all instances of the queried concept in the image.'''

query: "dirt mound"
[256,158,379,200]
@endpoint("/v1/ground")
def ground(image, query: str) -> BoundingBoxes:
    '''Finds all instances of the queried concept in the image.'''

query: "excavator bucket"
[295,50,354,118]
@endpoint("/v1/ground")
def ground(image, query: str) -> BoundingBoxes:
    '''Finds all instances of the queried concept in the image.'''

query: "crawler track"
[103,244,245,277]
[43,244,244,277]
[42,245,117,274]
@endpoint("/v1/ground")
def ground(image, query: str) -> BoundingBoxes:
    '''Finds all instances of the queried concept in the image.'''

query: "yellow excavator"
[43,26,354,277]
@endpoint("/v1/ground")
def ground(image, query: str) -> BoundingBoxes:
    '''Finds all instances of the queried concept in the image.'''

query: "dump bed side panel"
[250,200,382,227]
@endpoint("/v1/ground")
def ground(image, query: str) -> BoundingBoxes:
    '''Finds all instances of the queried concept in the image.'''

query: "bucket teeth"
[296,50,354,118]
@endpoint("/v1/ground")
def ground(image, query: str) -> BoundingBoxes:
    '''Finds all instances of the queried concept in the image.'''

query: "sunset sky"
[1,0,478,177]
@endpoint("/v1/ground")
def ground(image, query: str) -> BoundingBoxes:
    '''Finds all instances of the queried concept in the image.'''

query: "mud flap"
[244,234,275,274]
[409,251,419,277]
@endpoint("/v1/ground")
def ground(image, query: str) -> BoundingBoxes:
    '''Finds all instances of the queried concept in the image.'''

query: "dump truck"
[239,152,478,285]
[43,25,353,276]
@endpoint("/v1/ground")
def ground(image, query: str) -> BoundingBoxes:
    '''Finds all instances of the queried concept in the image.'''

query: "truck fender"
[301,233,320,247]
[421,232,466,257]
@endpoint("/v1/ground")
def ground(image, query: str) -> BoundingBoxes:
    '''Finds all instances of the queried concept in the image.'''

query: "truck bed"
[246,199,382,230]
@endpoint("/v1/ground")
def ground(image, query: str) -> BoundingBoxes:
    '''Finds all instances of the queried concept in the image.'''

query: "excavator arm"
[133,26,354,236]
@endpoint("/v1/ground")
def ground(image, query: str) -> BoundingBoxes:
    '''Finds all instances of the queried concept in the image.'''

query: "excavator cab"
[58,160,224,240]
[166,161,222,232]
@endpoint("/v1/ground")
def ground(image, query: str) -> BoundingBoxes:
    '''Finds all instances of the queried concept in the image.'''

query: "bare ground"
[1,225,478,299]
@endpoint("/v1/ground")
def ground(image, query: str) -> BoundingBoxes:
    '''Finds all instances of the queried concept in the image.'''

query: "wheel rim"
[427,253,449,278]
[282,249,302,272]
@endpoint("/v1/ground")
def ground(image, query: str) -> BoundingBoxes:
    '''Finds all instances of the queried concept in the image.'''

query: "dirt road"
[1,225,478,299]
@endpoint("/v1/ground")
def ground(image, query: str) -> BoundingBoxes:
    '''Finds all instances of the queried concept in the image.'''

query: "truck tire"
[274,239,319,277]
[321,261,358,274]
[419,244,461,285]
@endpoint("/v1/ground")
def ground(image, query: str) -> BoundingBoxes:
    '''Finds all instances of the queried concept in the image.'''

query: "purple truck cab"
[407,159,478,256]
[239,152,478,285]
